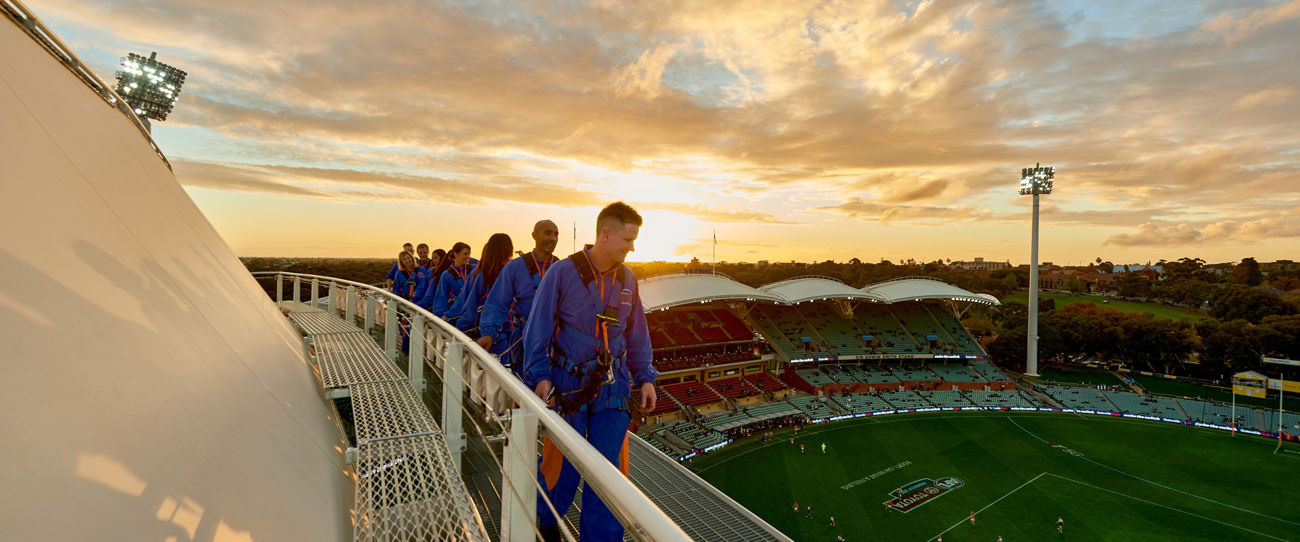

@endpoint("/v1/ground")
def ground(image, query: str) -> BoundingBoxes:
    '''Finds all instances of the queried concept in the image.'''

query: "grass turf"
[1002,292,1210,323]
[692,412,1300,541]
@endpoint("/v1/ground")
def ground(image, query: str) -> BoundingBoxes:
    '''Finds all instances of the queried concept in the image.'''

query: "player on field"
[936,532,942,542]
[792,501,798,513]
[800,443,805,454]
[1058,516,1064,533]
[970,511,976,526]
[805,504,812,518]
[829,515,835,527]
[997,536,1003,542]
[821,442,826,454]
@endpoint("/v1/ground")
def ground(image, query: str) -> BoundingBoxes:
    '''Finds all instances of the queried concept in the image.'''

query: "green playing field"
[692,412,1300,541]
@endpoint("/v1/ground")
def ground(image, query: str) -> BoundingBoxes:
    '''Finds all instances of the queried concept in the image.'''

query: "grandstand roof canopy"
[862,277,1000,305]
[640,273,785,311]
[759,276,886,304]
[638,274,999,311]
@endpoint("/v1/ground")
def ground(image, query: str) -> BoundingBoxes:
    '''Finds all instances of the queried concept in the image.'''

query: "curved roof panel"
[639,273,784,311]
[862,277,1001,305]
[759,276,887,304]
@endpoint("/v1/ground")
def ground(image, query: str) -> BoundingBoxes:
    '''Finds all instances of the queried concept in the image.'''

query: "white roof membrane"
[0,15,350,541]
[862,277,1000,305]
[640,273,784,311]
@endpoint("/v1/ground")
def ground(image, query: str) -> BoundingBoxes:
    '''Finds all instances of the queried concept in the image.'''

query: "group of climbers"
[378,202,657,542]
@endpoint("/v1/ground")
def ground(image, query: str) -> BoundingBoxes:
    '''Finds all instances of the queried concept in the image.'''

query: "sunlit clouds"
[33,0,1300,263]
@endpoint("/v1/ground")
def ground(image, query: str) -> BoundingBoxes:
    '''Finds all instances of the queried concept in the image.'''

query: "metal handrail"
[253,271,691,541]
[1,0,172,171]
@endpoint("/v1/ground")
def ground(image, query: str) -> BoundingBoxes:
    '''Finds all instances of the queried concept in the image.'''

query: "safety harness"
[553,249,629,415]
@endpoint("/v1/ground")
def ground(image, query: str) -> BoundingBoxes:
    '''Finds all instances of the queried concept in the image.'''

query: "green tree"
[1063,276,1091,294]
[1230,257,1262,286]
[1210,285,1296,324]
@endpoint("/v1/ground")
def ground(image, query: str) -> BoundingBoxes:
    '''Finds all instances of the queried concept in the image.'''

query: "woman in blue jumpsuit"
[432,242,473,320]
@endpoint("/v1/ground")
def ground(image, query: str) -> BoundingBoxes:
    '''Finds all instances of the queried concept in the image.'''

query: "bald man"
[477,220,560,374]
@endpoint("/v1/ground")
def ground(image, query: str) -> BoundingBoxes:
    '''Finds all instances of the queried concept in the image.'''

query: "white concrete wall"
[0,17,351,541]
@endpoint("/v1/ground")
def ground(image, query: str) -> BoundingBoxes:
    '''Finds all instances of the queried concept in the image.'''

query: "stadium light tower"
[1020,163,1054,377]
[113,51,187,129]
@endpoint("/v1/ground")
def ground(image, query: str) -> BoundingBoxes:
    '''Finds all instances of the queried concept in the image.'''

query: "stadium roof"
[862,277,1000,305]
[640,273,999,310]
[640,273,785,311]
[759,276,887,304]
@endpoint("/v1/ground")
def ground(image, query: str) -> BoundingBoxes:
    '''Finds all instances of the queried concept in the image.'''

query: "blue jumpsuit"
[450,272,506,358]
[522,248,656,542]
[431,263,473,319]
[412,264,438,310]
[390,269,419,352]
[479,251,558,370]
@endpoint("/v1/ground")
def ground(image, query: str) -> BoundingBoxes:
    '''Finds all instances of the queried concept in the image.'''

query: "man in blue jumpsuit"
[522,203,657,542]
[477,219,560,372]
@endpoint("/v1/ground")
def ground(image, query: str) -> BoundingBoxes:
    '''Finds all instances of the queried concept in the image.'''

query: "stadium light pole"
[1020,164,1054,377]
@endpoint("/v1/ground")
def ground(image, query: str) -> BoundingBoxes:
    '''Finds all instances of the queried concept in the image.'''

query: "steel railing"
[253,272,691,542]
[2,0,172,171]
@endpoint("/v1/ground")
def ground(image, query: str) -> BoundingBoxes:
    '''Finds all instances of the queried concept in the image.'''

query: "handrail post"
[275,273,283,303]
[443,341,466,474]
[292,276,301,303]
[344,286,356,326]
[364,294,376,336]
[385,301,399,361]
[408,314,426,394]
[500,408,539,542]
[310,278,320,308]
[327,282,337,315]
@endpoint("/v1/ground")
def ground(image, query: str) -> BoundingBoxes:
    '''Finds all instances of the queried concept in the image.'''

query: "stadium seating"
[795,367,835,387]
[852,365,902,383]
[925,305,987,355]
[1043,386,1118,411]
[789,395,838,418]
[926,363,987,383]
[966,390,1039,408]
[647,386,680,416]
[708,377,761,400]
[917,390,975,407]
[853,306,918,355]
[971,361,1010,382]
[889,365,939,382]
[830,393,894,414]
[1177,398,1242,427]
[663,381,724,407]
[880,390,930,410]
[1102,391,1185,419]
[744,372,790,392]
[819,364,859,384]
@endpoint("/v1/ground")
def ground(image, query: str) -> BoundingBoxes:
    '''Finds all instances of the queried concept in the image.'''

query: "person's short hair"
[403,242,414,248]
[417,243,428,250]
[596,201,642,233]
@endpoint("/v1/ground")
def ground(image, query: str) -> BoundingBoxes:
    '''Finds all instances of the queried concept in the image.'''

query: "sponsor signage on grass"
[883,477,964,513]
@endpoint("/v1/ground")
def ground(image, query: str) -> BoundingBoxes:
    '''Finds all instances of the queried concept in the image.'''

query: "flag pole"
[712,229,717,274]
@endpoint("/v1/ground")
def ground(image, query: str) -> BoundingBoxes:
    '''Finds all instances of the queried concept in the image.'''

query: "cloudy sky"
[33,0,1300,264]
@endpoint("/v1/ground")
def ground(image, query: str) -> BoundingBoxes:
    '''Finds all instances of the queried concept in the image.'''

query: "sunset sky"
[33,0,1300,264]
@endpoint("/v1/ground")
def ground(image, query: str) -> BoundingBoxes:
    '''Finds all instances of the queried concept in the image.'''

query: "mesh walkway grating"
[289,310,362,336]
[354,434,490,542]
[277,300,324,313]
[312,332,404,390]
[351,380,440,442]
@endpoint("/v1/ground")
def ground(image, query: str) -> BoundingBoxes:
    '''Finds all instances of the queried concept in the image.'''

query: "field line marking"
[1044,473,1291,542]
[1074,454,1300,527]
[1006,415,1049,443]
[924,472,1047,542]
[1009,415,1300,527]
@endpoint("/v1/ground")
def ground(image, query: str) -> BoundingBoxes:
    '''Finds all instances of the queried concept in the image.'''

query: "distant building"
[1116,264,1164,278]
[950,257,1011,272]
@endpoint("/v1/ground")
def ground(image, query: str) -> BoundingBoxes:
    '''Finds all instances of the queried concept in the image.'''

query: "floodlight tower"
[1020,163,1054,377]
[113,51,187,130]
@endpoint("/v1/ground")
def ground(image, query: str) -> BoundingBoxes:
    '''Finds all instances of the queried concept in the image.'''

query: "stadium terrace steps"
[888,365,940,382]
[830,393,894,414]
[648,386,682,416]
[794,368,835,387]
[853,365,902,383]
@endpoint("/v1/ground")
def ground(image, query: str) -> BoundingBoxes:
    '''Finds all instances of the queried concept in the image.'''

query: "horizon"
[32,0,1300,263]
